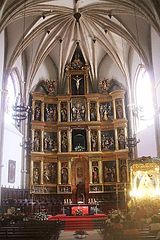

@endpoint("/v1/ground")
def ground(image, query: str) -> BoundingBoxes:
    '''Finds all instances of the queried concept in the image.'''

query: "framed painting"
[8,160,16,183]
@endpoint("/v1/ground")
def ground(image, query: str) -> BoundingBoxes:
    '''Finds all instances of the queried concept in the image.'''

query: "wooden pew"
[0,221,61,240]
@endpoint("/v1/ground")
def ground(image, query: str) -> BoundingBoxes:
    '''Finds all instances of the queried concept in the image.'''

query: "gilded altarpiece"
[30,50,129,208]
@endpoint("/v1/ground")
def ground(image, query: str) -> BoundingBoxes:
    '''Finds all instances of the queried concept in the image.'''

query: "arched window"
[5,72,20,125]
[134,66,154,132]
[134,65,156,157]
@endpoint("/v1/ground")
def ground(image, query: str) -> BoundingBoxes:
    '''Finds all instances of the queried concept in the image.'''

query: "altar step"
[64,219,93,230]
[139,225,156,239]
[63,219,105,231]
[48,214,107,231]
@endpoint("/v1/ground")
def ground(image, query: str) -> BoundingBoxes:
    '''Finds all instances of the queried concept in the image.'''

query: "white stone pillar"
[112,99,116,119]
[58,130,61,152]
[41,102,44,122]
[57,101,61,122]
[58,161,61,184]
[99,160,103,184]
[97,102,100,121]
[97,129,101,151]
[41,130,44,152]
[115,129,118,150]
[89,160,92,184]
[68,160,71,184]
[67,101,70,122]
[87,128,91,151]
[68,129,72,152]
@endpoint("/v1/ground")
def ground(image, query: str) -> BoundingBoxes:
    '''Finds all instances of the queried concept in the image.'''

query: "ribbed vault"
[0,0,160,99]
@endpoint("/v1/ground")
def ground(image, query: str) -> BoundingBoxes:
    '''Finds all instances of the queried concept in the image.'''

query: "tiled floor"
[59,229,103,239]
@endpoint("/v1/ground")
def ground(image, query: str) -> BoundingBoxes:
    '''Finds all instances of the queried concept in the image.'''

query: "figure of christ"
[73,75,82,94]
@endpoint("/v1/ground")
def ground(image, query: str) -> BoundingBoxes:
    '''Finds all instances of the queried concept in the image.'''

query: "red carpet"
[48,214,107,230]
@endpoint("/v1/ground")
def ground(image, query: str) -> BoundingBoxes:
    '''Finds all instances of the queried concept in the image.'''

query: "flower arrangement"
[76,209,83,216]
[73,230,88,239]
[34,212,48,221]
[75,144,85,152]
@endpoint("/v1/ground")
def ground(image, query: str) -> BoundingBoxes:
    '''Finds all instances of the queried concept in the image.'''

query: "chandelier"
[126,136,140,148]
[13,94,30,127]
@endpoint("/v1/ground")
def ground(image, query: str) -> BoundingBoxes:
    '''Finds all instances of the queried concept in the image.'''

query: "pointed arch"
[134,64,154,132]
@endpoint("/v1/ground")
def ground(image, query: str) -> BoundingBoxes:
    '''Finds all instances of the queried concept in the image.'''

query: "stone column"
[30,160,34,186]
[40,160,43,185]
[116,159,120,182]
[97,102,100,121]
[122,98,126,119]
[67,101,70,122]
[115,129,118,150]
[112,99,116,120]
[99,160,103,184]
[32,100,35,121]
[68,129,72,152]
[87,101,90,121]
[97,129,101,151]
[41,130,44,152]
[89,160,92,184]
[41,102,45,122]
[85,71,89,94]
[87,128,91,151]
[68,160,71,184]
[58,161,61,184]
[124,127,128,149]
[57,101,61,122]
[31,129,34,151]
[58,130,61,152]
[67,75,70,95]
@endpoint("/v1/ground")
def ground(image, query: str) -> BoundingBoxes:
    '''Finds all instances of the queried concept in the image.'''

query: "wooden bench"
[0,221,61,240]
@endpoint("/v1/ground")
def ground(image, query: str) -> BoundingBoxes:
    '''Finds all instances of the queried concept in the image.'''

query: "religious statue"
[61,103,67,122]
[61,131,68,152]
[61,168,68,184]
[33,131,41,152]
[136,172,156,197]
[98,78,111,93]
[99,103,113,121]
[71,99,86,121]
[72,75,84,95]
[42,79,57,95]
[44,135,49,150]
[34,102,41,121]
[104,166,110,182]
[48,136,53,150]
[73,75,82,91]
[120,165,127,182]
[33,168,40,184]
[91,132,98,151]
[118,129,125,149]
[43,165,50,183]
[71,54,83,69]
[45,104,56,122]
[90,103,97,121]
[107,103,113,120]
[92,167,99,183]
[103,164,116,182]
[116,99,123,119]
[101,132,115,151]
[50,164,57,183]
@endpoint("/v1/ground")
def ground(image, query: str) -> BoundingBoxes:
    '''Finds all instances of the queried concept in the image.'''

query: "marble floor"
[59,229,103,240]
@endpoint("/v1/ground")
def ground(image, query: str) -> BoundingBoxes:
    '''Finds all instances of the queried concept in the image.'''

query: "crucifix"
[73,75,82,91]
